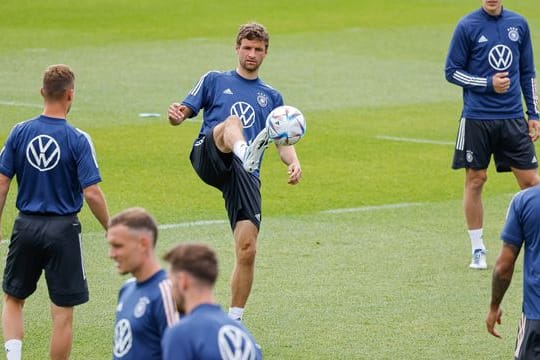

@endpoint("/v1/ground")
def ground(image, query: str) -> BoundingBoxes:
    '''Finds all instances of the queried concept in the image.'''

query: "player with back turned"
[0,64,109,360]
[168,22,302,321]
[445,0,540,269]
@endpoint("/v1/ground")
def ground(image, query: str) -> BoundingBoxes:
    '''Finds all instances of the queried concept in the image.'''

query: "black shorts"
[2,213,88,307]
[514,313,540,359]
[452,118,537,172]
[189,130,262,229]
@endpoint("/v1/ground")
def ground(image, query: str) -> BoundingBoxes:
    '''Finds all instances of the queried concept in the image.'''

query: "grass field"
[0,0,539,358]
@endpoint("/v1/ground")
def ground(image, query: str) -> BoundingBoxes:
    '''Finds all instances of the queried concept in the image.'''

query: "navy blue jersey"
[445,7,539,120]
[0,115,101,215]
[182,70,284,144]
[161,304,262,360]
[113,270,179,360]
[501,185,540,319]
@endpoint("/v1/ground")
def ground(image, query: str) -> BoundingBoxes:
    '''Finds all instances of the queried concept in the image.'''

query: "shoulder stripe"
[189,71,219,97]
[452,71,487,87]
[76,128,99,169]
[159,279,180,327]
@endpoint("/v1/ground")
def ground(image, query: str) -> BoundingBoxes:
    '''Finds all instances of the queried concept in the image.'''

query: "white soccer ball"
[266,105,306,146]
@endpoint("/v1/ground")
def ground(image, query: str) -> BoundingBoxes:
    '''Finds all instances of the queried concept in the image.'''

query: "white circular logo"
[256,92,268,107]
[508,27,519,42]
[231,102,256,128]
[466,150,474,163]
[26,135,61,172]
[218,325,257,360]
[488,45,513,71]
[134,297,150,318]
[113,319,132,358]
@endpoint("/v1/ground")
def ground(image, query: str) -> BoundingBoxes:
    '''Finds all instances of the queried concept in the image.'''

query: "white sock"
[5,339,22,360]
[468,228,485,254]
[228,307,244,321]
[233,141,247,159]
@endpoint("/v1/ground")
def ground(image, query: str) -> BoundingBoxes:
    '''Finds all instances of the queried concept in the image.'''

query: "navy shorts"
[452,118,537,172]
[514,313,540,359]
[189,130,262,229]
[2,213,88,307]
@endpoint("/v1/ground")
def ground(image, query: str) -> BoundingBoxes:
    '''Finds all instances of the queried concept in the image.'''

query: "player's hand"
[486,306,503,339]
[492,72,510,94]
[528,119,540,142]
[287,162,302,185]
[168,103,187,126]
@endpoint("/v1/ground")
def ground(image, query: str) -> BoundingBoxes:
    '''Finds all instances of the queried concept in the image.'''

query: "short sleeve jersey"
[161,304,262,360]
[0,115,102,214]
[445,7,539,120]
[501,185,540,319]
[182,70,284,143]
[113,270,179,360]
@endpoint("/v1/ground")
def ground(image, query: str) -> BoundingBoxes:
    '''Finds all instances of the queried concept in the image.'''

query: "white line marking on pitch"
[376,135,453,146]
[0,100,42,109]
[159,219,226,229]
[320,202,422,214]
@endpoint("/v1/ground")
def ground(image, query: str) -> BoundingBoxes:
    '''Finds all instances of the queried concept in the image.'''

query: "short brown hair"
[42,64,75,100]
[163,243,218,285]
[108,207,158,247]
[236,22,269,50]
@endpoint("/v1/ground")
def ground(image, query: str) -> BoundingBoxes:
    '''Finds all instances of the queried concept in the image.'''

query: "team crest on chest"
[134,297,150,318]
[256,92,268,108]
[507,27,519,42]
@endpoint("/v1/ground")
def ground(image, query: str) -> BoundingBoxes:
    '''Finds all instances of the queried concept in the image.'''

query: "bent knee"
[236,245,257,265]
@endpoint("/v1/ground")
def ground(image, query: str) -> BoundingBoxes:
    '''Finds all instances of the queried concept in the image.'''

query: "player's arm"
[168,103,194,126]
[445,23,495,93]
[0,173,12,242]
[518,21,540,140]
[486,242,520,338]
[276,144,301,185]
[83,184,109,231]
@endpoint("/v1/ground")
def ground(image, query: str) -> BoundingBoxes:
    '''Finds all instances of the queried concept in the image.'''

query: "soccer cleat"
[243,128,270,173]
[469,249,487,269]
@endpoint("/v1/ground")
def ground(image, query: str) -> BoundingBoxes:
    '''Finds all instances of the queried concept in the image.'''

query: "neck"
[483,6,502,16]
[236,67,258,80]
[42,102,68,119]
[184,289,216,314]
[133,258,161,282]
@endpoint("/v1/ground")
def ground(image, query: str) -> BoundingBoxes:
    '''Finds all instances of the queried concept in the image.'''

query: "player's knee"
[236,244,257,265]
[466,172,487,190]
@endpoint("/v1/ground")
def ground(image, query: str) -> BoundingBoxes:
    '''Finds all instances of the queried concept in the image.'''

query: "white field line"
[0,100,42,109]
[320,202,422,214]
[158,219,226,229]
[376,135,454,146]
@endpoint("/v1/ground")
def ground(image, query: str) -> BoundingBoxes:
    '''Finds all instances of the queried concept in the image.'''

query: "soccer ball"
[266,105,306,146]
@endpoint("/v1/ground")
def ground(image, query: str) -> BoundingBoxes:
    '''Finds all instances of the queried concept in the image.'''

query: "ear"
[179,272,190,290]
[66,88,74,102]
[40,88,45,98]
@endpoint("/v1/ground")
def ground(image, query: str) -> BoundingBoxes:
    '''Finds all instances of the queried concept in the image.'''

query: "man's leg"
[464,168,488,269]
[2,294,24,360]
[49,304,73,360]
[512,168,539,190]
[230,220,258,320]
[213,115,246,154]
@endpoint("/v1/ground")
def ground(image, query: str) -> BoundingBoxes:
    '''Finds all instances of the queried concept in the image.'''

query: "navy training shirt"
[0,115,102,215]
[445,7,539,120]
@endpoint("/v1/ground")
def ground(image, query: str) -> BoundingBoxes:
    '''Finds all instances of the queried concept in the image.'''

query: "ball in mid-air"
[266,105,306,146]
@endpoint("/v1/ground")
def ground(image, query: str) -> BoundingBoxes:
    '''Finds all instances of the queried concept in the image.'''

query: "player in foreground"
[486,185,540,359]
[161,243,262,359]
[168,22,302,320]
[445,0,540,269]
[0,64,109,360]
[107,208,179,360]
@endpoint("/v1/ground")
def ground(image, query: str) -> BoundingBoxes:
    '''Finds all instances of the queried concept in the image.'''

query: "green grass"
[0,0,539,358]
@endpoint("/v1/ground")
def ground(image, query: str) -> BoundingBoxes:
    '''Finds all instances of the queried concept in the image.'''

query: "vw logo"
[26,135,61,172]
[231,102,256,128]
[488,44,513,71]
[113,319,132,358]
[218,325,257,360]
